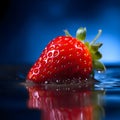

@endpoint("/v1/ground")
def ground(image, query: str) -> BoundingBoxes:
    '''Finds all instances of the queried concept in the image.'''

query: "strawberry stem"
[76,27,86,41]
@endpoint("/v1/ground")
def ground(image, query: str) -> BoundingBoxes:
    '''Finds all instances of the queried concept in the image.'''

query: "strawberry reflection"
[26,84,104,120]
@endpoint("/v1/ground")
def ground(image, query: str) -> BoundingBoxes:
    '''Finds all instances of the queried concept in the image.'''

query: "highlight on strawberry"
[26,27,106,84]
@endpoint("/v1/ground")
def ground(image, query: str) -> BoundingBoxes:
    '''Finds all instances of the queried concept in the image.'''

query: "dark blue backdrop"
[0,0,120,64]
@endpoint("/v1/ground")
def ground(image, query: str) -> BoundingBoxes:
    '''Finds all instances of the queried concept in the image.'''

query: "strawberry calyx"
[64,27,106,74]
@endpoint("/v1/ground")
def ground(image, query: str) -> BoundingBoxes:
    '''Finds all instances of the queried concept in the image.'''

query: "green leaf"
[93,60,106,72]
[85,41,90,48]
[76,27,86,41]
[93,51,102,60]
[91,43,103,52]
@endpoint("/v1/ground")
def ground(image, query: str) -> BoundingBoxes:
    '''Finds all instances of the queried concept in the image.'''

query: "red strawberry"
[26,27,105,83]
[27,85,104,120]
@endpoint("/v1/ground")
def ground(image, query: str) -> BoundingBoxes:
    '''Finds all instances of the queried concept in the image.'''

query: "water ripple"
[95,68,120,89]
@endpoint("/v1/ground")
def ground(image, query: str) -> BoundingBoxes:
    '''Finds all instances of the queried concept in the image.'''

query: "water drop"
[44,81,48,84]
[55,79,58,83]
[97,70,104,73]
[56,88,59,91]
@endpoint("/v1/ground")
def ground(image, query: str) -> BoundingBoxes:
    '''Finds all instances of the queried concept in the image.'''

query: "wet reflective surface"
[0,65,120,120]
[26,84,105,120]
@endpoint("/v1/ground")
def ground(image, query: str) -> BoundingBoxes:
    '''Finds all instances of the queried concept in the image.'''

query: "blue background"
[0,0,120,64]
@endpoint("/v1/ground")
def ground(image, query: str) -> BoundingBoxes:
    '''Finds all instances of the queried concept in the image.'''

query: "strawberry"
[27,85,104,120]
[26,27,105,83]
